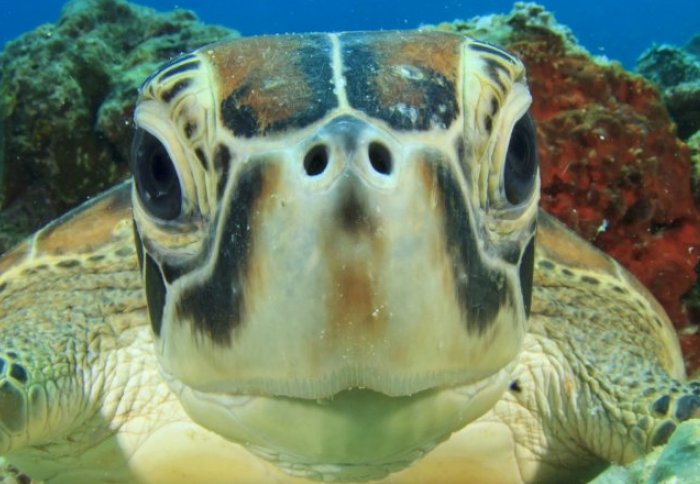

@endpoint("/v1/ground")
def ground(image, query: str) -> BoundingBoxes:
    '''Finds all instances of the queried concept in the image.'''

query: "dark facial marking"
[455,138,465,164]
[435,162,509,333]
[337,184,372,234]
[161,78,192,104]
[469,42,518,64]
[141,53,197,89]
[490,97,500,116]
[214,144,232,200]
[158,59,201,83]
[341,33,458,131]
[175,162,265,345]
[580,275,600,285]
[132,219,144,271]
[453,136,472,195]
[144,253,167,337]
[519,235,535,318]
[484,115,493,134]
[0,282,6,295]
[184,121,196,139]
[194,147,208,170]
[484,59,508,93]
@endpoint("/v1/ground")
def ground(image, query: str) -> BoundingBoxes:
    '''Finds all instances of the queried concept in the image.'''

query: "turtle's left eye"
[503,112,538,205]
[131,128,182,220]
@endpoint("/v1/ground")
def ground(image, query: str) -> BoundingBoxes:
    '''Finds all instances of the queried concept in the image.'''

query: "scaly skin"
[464,213,700,482]
[0,186,698,482]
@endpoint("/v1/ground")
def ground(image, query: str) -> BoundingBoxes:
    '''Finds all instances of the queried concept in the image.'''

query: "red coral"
[507,38,700,373]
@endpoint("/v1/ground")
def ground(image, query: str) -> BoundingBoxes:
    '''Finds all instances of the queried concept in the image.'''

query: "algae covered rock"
[426,1,585,57]
[637,36,700,141]
[0,0,236,252]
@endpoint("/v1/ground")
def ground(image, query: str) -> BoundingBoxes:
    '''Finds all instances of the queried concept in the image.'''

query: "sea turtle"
[0,30,699,483]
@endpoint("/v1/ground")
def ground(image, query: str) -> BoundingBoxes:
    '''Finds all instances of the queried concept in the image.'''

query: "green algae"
[0,0,237,253]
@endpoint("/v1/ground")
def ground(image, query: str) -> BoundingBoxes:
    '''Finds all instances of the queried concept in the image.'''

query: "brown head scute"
[341,31,461,131]
[209,35,337,137]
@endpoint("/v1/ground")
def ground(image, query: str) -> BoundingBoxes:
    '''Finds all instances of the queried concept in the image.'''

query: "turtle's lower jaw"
[162,364,513,481]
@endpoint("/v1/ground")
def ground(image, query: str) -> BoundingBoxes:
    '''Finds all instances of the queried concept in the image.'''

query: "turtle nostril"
[304,145,329,176]
[368,142,393,175]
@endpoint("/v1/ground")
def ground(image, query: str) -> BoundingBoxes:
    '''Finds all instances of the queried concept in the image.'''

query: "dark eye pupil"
[504,113,538,205]
[151,153,172,184]
[131,129,182,220]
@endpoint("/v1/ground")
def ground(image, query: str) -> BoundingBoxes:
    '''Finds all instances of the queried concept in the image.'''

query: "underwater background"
[1,0,700,481]
[1,0,699,69]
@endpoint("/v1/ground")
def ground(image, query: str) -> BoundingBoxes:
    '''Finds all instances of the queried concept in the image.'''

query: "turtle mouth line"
[161,365,513,480]
[160,362,515,402]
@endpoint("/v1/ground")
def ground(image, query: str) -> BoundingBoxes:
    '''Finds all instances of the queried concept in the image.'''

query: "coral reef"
[637,38,700,141]
[430,3,700,373]
[0,0,237,252]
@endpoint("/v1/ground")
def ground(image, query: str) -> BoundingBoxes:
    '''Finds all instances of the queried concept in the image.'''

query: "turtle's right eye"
[131,128,182,220]
[503,112,538,206]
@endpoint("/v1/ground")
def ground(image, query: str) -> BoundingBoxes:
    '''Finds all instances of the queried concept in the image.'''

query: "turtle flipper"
[506,212,700,480]
[0,316,89,454]
[0,183,144,457]
[0,350,35,453]
[635,378,700,447]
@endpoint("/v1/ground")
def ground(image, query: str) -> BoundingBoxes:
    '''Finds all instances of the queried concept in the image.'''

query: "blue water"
[0,0,698,69]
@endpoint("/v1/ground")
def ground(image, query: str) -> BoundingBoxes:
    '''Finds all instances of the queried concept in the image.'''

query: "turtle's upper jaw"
[130,30,537,472]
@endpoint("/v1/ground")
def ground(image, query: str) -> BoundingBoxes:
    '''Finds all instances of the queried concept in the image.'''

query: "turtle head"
[130,31,538,480]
